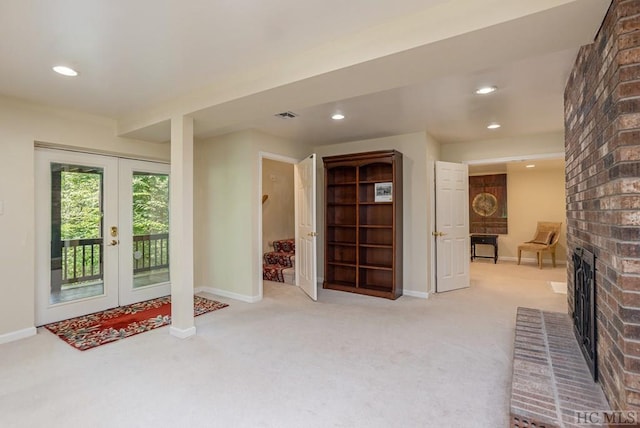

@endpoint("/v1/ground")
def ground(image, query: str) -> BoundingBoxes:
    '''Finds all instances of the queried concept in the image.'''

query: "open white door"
[435,161,470,292]
[295,154,317,301]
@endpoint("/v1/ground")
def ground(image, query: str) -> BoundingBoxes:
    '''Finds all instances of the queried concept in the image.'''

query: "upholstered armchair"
[517,222,562,269]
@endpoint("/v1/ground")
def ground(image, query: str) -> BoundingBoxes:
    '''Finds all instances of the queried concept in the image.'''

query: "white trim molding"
[170,326,196,339]
[498,256,567,266]
[403,290,430,299]
[0,327,37,345]
[195,286,261,303]
[259,151,299,164]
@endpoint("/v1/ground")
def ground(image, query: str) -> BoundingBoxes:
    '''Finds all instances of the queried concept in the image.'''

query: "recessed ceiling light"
[487,123,501,129]
[475,86,497,95]
[526,164,536,168]
[331,113,345,120]
[52,65,78,77]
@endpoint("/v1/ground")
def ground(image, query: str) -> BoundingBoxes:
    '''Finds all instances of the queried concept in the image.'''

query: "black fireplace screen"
[573,247,597,381]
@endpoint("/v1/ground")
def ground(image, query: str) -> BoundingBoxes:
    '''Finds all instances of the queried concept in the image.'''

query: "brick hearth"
[511,307,609,428]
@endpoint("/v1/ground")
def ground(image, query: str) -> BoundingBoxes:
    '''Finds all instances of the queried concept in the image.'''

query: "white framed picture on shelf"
[374,182,392,202]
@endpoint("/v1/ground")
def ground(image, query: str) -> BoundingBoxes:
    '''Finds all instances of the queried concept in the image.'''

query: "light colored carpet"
[0,260,567,428]
[550,281,568,294]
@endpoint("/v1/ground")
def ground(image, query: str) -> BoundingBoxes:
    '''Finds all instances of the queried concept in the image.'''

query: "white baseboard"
[403,290,430,299]
[499,256,567,265]
[170,325,196,339]
[0,326,37,345]
[195,286,261,303]
[499,256,534,263]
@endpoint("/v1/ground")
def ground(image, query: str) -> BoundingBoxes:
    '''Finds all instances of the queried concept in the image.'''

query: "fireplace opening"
[572,247,597,381]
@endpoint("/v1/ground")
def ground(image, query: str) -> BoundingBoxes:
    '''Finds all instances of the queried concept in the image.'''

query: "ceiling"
[219,48,579,145]
[0,0,610,146]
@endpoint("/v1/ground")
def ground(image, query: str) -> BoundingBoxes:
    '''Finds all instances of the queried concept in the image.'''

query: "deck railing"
[61,238,102,284]
[60,233,169,285]
[132,233,169,273]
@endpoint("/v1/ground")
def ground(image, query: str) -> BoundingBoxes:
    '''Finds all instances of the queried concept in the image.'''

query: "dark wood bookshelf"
[323,150,403,299]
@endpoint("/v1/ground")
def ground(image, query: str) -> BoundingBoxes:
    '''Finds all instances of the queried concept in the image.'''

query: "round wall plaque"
[472,192,498,217]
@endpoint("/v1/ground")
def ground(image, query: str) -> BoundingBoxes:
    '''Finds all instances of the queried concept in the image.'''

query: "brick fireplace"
[565,0,640,410]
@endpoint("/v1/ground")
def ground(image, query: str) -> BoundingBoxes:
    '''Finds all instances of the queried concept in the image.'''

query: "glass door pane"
[50,163,105,304]
[118,159,171,305]
[132,171,170,288]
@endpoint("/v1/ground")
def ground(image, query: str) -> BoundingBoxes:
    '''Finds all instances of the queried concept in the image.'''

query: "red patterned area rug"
[44,296,228,351]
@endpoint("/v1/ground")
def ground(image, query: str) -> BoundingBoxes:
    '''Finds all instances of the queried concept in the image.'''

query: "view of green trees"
[60,171,169,240]
[131,173,169,236]
[60,172,102,240]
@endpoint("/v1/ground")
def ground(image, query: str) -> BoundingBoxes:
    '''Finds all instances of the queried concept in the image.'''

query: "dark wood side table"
[471,234,498,264]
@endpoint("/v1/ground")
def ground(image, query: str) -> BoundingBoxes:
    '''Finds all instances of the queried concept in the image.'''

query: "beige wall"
[0,96,169,340]
[503,164,566,263]
[194,130,311,301]
[261,159,294,254]
[314,131,440,297]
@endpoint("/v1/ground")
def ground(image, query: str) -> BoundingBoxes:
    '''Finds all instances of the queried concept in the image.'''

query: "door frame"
[257,151,300,300]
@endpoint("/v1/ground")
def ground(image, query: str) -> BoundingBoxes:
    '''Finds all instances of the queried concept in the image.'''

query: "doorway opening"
[260,155,296,293]
[258,151,317,301]
[465,156,568,294]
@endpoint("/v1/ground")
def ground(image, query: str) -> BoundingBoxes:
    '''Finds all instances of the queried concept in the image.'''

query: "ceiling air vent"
[274,111,298,119]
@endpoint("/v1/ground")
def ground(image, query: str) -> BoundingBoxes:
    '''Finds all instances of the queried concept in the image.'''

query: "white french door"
[35,149,170,325]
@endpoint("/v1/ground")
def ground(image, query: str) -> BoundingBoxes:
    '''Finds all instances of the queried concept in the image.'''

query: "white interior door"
[35,149,119,325]
[295,154,317,301]
[36,150,170,325]
[118,159,171,305]
[435,161,470,292]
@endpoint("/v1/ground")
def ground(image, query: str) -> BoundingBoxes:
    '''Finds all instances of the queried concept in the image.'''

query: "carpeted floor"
[0,261,567,428]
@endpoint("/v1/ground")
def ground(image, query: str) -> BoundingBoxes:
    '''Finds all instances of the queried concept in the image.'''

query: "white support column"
[169,115,196,338]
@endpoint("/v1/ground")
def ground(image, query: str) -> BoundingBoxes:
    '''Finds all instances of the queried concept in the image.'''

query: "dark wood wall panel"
[469,174,507,234]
